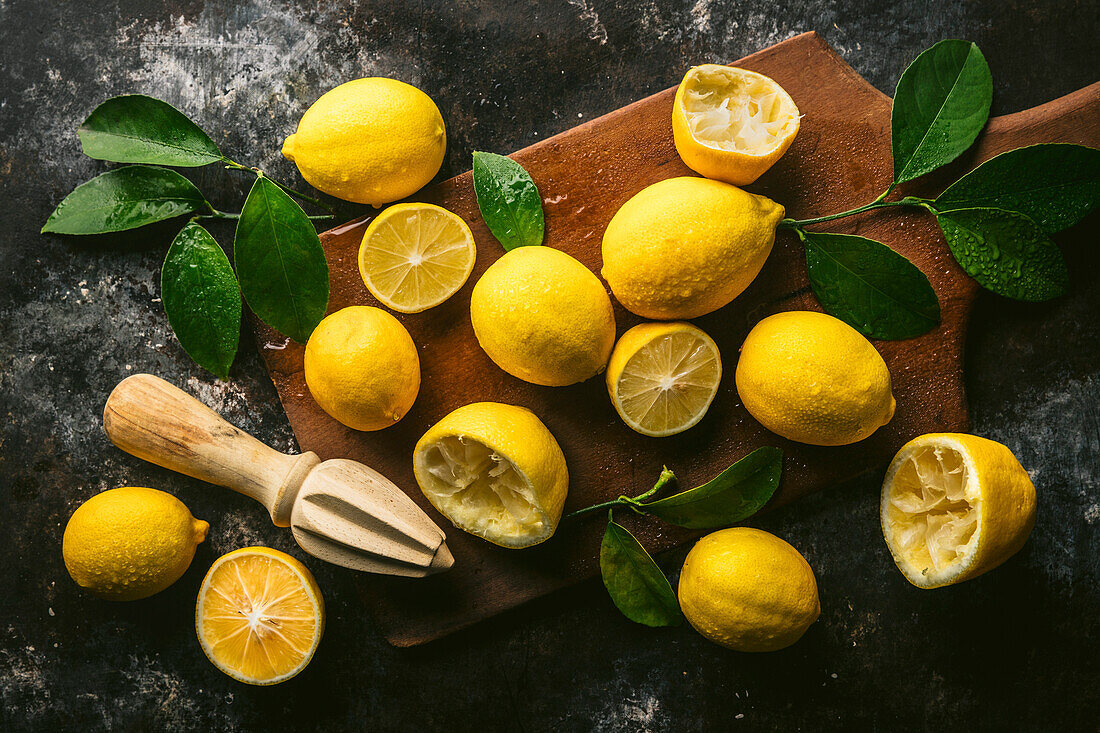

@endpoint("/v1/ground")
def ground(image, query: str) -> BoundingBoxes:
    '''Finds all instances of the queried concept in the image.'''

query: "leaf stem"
[222,158,337,214]
[779,194,931,229]
[197,206,332,222]
[564,467,677,521]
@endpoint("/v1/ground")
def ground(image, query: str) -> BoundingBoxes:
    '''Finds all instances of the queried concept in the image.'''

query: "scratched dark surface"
[2,1,1098,730]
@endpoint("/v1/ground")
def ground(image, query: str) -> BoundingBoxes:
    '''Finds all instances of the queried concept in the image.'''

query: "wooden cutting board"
[251,32,1100,646]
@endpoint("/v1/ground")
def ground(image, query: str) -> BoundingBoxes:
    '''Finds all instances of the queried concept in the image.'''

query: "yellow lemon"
[358,203,476,313]
[196,547,324,685]
[673,64,800,185]
[735,311,895,446]
[413,402,568,548]
[282,78,446,206]
[678,527,820,652]
[606,321,722,437]
[881,433,1037,589]
[601,177,784,320]
[62,487,208,601]
[470,246,615,386]
[304,306,420,431]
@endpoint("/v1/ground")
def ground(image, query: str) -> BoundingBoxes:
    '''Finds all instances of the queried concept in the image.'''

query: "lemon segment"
[196,547,324,686]
[673,65,800,185]
[881,433,1036,589]
[358,203,476,313]
[413,402,568,548]
[606,322,722,437]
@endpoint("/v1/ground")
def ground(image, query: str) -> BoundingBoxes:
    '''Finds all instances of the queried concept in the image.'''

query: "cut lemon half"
[413,402,568,548]
[196,547,324,685]
[673,64,800,185]
[358,203,476,313]
[881,434,1036,589]
[606,322,722,437]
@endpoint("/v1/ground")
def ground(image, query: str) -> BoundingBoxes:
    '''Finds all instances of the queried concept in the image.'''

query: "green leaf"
[161,222,241,379]
[935,144,1100,233]
[642,447,783,529]
[472,151,544,251]
[600,517,682,627]
[78,94,222,167]
[936,207,1068,301]
[234,176,329,342]
[891,40,992,185]
[802,232,940,340]
[41,165,207,235]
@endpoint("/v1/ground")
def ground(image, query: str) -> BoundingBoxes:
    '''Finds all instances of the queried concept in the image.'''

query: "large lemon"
[62,487,208,601]
[282,78,446,206]
[601,177,784,319]
[735,311,895,446]
[304,306,420,431]
[678,527,820,652]
[470,246,616,387]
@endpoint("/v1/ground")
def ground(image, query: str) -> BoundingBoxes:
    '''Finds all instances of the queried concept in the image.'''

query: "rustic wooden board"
[251,32,1100,646]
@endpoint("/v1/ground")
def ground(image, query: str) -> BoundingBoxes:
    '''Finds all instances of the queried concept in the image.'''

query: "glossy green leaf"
[802,231,940,340]
[78,94,223,167]
[41,165,207,235]
[891,40,992,184]
[161,222,241,379]
[642,447,783,529]
[600,518,682,627]
[234,176,329,342]
[935,144,1100,233]
[936,207,1068,301]
[472,151,544,250]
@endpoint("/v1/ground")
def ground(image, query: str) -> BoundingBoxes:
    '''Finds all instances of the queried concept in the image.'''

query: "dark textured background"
[2,1,1098,730]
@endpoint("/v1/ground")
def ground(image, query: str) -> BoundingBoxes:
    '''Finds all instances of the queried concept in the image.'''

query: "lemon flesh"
[673,65,800,185]
[881,434,1036,588]
[607,322,722,437]
[196,548,324,686]
[413,402,568,548]
[359,203,476,313]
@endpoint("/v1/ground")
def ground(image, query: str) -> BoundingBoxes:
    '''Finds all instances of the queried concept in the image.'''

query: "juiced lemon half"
[673,64,800,185]
[881,434,1036,589]
[359,203,476,313]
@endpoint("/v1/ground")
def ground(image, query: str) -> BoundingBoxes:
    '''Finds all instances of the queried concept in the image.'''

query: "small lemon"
[413,402,568,548]
[601,177,784,320]
[282,78,446,206]
[304,306,420,431]
[62,487,208,601]
[735,311,895,446]
[673,64,800,185]
[881,433,1037,589]
[471,246,616,387]
[678,527,820,652]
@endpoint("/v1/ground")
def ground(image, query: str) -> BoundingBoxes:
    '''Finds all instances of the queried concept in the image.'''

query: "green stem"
[223,158,337,214]
[564,467,677,521]
[778,193,932,229]
[197,206,333,222]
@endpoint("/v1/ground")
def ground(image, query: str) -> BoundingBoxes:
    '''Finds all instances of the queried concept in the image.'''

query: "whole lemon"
[282,78,446,206]
[62,487,209,601]
[678,527,820,652]
[304,306,421,431]
[470,247,616,386]
[601,177,784,319]
[736,311,895,446]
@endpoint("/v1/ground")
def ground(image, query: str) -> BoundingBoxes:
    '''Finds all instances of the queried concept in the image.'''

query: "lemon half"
[413,402,568,548]
[358,203,476,313]
[673,64,800,185]
[881,434,1037,589]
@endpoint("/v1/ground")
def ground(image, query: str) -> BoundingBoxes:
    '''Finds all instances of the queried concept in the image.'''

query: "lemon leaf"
[41,165,207,235]
[472,151,544,251]
[891,40,992,185]
[600,517,682,627]
[935,144,1100,233]
[802,232,940,340]
[641,447,783,529]
[78,94,223,167]
[235,176,329,343]
[936,207,1068,301]
[161,222,241,379]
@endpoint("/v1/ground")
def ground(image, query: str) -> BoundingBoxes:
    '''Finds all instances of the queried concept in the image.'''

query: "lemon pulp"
[680,65,799,155]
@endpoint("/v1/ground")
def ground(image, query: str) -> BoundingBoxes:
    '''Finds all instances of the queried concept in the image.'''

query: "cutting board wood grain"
[251,32,1100,646]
